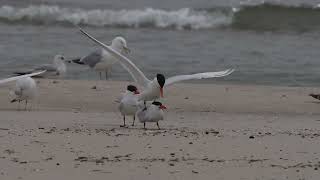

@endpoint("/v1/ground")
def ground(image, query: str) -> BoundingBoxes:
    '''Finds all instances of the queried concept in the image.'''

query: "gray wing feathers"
[81,49,102,68]
[34,64,57,72]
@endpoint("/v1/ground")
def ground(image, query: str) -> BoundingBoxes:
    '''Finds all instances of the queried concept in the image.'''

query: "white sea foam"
[0,5,232,30]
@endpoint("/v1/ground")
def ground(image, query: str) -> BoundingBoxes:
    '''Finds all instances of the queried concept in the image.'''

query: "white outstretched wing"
[78,27,151,88]
[165,68,234,87]
[0,70,46,84]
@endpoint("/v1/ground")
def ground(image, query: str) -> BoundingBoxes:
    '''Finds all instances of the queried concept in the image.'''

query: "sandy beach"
[0,79,320,180]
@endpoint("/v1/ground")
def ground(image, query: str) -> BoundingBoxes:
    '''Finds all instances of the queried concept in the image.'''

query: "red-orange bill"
[160,105,167,109]
[160,88,164,97]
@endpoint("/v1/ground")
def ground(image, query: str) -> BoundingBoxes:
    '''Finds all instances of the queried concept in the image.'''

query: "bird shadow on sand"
[305,101,320,104]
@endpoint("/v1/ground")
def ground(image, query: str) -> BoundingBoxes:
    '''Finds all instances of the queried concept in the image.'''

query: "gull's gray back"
[34,64,57,72]
[81,49,102,68]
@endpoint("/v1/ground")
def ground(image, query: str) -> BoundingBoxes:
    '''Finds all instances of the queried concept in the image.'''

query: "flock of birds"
[0,27,235,129]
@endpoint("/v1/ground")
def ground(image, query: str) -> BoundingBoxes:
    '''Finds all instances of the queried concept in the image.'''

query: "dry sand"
[0,79,320,180]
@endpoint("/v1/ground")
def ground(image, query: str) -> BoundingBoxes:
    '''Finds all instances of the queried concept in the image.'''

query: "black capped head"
[156,74,165,88]
[152,101,162,106]
[152,101,167,109]
[127,85,137,92]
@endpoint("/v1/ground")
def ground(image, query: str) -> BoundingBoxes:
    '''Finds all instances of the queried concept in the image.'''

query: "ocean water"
[0,0,320,86]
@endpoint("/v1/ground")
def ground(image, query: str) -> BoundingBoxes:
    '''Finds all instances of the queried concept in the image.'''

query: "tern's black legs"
[120,116,127,127]
[132,116,135,126]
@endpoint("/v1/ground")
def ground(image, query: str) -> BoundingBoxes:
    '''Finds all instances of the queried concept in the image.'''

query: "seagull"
[0,71,46,110]
[78,27,235,102]
[119,85,141,127]
[13,55,68,78]
[10,77,37,110]
[136,101,167,129]
[72,36,130,80]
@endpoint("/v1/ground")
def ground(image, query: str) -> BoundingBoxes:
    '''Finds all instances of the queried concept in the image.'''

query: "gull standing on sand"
[10,77,37,110]
[119,85,142,127]
[13,55,68,78]
[72,36,130,80]
[136,101,167,129]
[0,71,46,110]
[78,27,235,102]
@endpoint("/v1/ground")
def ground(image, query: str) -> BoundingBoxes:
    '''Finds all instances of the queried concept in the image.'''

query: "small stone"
[169,163,174,166]
[170,153,175,156]
[189,142,193,144]
[249,136,255,139]
[314,167,318,170]
[56,163,60,166]
[91,86,97,89]
[192,170,199,174]
[205,131,209,135]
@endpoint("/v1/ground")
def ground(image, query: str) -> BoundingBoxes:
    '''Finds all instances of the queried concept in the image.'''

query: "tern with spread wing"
[78,27,235,102]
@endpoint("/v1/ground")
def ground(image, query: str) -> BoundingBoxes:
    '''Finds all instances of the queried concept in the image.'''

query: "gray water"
[1,0,320,86]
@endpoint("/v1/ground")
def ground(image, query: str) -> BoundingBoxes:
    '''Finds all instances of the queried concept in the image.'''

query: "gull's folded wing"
[34,64,57,72]
[80,49,103,68]
[0,70,46,84]
[78,27,150,88]
[165,69,234,87]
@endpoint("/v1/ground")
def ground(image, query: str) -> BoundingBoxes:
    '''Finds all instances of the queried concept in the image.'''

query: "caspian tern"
[136,101,167,129]
[78,27,235,102]
[119,85,141,127]
[72,36,130,80]
[13,55,68,78]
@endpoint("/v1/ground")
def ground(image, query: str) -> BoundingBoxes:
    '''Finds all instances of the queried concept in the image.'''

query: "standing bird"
[10,77,37,110]
[136,101,167,129]
[13,55,68,78]
[78,27,235,102]
[119,85,141,127]
[0,71,46,110]
[72,36,130,80]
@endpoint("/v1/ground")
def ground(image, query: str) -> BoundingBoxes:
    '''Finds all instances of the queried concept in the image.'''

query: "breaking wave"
[1,3,320,31]
[0,5,232,30]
